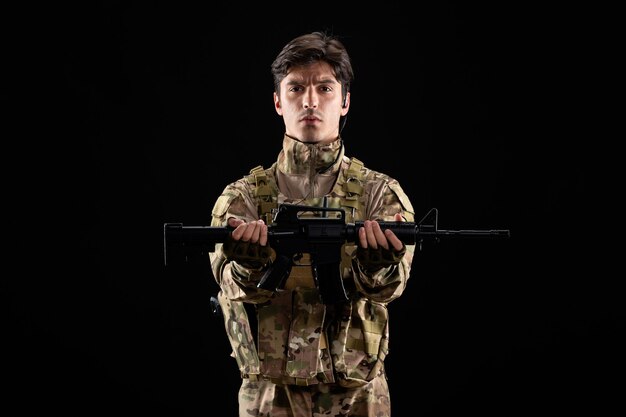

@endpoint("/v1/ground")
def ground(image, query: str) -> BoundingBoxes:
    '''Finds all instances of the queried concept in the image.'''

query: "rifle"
[163,204,510,304]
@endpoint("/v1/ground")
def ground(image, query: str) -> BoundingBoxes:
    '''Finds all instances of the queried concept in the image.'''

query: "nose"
[302,89,318,109]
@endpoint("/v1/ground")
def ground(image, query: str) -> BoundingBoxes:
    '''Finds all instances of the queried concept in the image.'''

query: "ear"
[273,92,283,116]
[340,91,350,116]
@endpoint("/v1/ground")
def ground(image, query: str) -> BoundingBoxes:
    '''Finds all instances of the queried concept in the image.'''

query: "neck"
[278,134,343,175]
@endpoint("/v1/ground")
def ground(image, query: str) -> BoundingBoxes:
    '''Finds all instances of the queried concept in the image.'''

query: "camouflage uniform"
[210,134,415,417]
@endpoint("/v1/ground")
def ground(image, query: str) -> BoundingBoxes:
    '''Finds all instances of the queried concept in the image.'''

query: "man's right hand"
[228,218,269,245]
[222,218,272,269]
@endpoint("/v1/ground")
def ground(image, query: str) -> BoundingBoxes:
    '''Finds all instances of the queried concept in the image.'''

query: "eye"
[289,86,304,92]
[319,86,332,93]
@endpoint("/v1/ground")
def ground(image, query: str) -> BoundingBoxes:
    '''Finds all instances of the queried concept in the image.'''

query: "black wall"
[9,2,616,416]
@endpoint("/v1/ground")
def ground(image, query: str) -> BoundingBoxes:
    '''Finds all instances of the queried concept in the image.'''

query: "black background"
[8,2,618,416]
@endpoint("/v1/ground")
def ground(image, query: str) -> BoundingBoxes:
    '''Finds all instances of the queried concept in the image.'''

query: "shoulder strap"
[341,157,365,215]
[247,165,278,224]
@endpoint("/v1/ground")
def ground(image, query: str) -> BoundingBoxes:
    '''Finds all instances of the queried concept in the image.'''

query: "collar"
[277,134,344,176]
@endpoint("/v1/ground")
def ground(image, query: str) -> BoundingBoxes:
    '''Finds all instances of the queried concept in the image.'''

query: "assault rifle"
[164,204,510,304]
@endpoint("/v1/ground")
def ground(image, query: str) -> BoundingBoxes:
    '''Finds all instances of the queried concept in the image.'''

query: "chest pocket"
[340,157,365,222]
[247,165,278,224]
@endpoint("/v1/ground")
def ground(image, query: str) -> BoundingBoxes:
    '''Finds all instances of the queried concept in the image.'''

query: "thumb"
[227,217,244,228]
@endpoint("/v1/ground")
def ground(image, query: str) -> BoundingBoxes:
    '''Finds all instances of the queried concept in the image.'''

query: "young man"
[209,31,415,417]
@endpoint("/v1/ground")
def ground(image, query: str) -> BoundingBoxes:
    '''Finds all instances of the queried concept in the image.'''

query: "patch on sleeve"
[388,183,414,215]
[211,192,238,218]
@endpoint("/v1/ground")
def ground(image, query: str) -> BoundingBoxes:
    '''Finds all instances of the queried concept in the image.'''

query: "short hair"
[271,31,354,100]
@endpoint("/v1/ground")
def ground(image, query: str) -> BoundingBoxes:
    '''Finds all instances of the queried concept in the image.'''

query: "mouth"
[301,115,321,124]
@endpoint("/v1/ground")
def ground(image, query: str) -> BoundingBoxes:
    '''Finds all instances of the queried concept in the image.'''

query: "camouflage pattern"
[217,291,260,375]
[209,134,414,416]
[238,372,390,417]
[330,299,389,387]
[257,287,335,384]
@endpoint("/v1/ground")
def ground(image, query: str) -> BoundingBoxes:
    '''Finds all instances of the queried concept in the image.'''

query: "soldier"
[209,31,416,417]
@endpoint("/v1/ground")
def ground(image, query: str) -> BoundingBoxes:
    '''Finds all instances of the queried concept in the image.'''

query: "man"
[209,31,415,417]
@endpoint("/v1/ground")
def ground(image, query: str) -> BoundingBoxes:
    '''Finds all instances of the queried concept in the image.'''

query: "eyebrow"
[284,77,339,86]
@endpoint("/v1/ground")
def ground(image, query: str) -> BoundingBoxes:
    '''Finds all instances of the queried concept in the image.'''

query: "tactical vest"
[218,157,398,386]
[239,157,382,385]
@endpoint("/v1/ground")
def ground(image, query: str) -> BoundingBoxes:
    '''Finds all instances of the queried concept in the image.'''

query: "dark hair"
[271,31,354,101]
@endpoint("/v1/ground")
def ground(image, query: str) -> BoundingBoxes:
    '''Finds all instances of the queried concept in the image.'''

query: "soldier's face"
[273,61,349,144]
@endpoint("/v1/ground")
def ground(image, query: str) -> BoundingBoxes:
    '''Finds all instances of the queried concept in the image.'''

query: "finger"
[365,221,379,250]
[248,220,265,244]
[228,217,244,228]
[385,229,404,251]
[358,224,368,248]
[259,221,268,246]
[394,213,404,222]
[241,221,260,242]
[371,221,388,250]
[231,222,248,241]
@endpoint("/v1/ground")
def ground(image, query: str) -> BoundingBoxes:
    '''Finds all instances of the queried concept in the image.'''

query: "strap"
[344,318,385,355]
[341,157,364,213]
[248,165,278,224]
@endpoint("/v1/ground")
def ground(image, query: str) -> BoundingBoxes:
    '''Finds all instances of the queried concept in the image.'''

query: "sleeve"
[351,179,416,304]
[208,182,275,304]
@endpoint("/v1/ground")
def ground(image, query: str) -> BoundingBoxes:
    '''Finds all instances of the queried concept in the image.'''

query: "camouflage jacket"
[209,134,415,387]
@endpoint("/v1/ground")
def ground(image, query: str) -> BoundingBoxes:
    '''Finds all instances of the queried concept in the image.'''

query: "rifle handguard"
[222,234,273,270]
[356,245,406,271]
